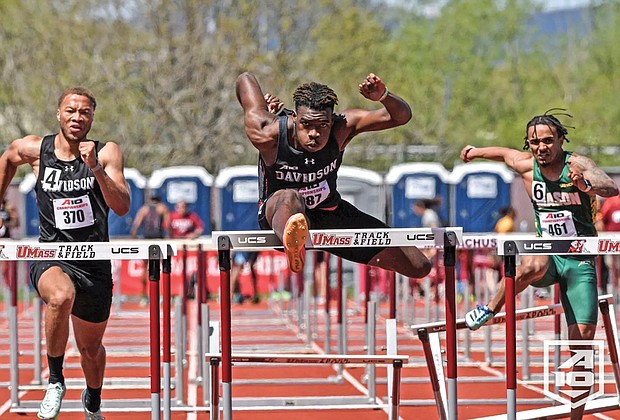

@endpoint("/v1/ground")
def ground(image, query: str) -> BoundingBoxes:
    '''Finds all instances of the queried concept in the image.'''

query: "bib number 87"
[304,194,321,208]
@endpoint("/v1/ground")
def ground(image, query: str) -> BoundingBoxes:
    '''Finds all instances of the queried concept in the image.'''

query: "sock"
[47,354,65,385]
[85,386,102,412]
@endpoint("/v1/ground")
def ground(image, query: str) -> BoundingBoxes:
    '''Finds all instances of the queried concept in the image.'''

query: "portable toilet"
[108,168,147,237]
[148,166,214,235]
[338,166,385,221]
[385,162,450,228]
[18,173,39,238]
[214,165,259,231]
[449,162,514,232]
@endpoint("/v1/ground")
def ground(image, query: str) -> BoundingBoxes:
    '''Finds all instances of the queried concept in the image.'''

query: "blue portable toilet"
[148,166,214,235]
[385,163,450,228]
[108,168,147,237]
[214,165,259,231]
[18,173,39,238]
[338,166,386,221]
[449,162,515,232]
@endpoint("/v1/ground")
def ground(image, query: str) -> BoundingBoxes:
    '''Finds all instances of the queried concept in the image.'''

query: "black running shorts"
[30,260,113,323]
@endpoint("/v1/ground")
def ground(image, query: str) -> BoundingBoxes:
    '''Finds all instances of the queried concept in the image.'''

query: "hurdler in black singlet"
[35,134,109,242]
[30,134,113,323]
[258,113,391,266]
[259,113,344,210]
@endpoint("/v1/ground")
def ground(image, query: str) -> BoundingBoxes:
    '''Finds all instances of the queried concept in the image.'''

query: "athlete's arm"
[235,72,280,161]
[339,73,412,147]
[130,206,147,238]
[0,135,41,203]
[93,141,130,216]
[460,145,532,175]
[567,153,618,197]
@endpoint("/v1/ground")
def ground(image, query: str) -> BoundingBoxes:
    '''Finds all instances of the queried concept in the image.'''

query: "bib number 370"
[53,195,95,230]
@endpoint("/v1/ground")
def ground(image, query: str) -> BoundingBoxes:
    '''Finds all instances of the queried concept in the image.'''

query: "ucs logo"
[238,236,267,244]
[112,247,140,254]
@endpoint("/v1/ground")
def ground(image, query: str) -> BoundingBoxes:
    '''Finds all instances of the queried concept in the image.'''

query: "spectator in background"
[494,206,516,233]
[0,199,19,238]
[169,200,204,239]
[131,195,170,306]
[230,252,260,304]
[412,198,441,228]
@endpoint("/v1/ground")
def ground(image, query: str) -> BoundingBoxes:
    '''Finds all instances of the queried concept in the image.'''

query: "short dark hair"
[293,82,338,112]
[58,87,97,110]
[523,108,573,150]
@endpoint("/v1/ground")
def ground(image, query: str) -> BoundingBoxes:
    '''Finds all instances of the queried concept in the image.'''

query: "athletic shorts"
[259,198,388,264]
[30,260,113,323]
[531,255,598,326]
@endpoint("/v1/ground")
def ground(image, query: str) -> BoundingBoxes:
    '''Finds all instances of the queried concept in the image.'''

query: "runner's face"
[527,124,563,168]
[57,94,94,142]
[293,106,333,152]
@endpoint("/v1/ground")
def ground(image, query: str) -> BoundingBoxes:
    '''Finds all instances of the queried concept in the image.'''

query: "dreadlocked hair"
[523,108,574,150]
[293,82,338,112]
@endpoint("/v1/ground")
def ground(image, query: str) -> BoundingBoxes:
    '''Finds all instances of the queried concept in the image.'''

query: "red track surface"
[1,293,619,419]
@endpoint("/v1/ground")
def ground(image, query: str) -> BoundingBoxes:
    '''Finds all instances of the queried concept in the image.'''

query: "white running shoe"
[37,382,66,419]
[464,304,494,330]
[81,389,104,420]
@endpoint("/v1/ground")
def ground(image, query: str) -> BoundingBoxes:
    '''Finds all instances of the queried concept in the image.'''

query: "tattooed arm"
[567,153,618,197]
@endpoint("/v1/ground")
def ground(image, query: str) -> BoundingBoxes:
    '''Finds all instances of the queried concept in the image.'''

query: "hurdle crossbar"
[497,234,620,256]
[212,227,463,251]
[0,240,176,260]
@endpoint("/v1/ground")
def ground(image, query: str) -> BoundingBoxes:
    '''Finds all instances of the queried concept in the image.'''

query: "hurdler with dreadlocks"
[460,109,617,418]
[236,71,431,279]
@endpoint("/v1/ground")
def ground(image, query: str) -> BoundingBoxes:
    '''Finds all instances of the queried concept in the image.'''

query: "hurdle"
[411,294,619,417]
[497,235,620,419]
[1,240,175,419]
[212,227,463,420]
[205,353,407,418]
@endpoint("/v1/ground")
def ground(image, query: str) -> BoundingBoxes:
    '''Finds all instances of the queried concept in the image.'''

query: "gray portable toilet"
[108,168,147,237]
[148,166,214,235]
[385,162,450,228]
[337,166,385,221]
[214,165,259,231]
[18,173,38,237]
[449,162,515,232]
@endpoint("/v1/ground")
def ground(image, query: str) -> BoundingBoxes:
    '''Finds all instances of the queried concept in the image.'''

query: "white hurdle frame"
[1,240,176,420]
[205,353,408,419]
[497,235,620,420]
[212,227,463,420]
[412,294,620,419]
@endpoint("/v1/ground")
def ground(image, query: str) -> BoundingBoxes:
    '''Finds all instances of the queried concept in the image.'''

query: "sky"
[383,0,596,16]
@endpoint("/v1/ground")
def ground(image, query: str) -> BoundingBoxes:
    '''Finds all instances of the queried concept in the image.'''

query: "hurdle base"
[472,396,620,419]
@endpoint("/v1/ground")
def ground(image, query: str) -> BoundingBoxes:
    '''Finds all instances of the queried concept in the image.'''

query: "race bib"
[539,210,577,237]
[53,195,95,230]
[299,180,330,209]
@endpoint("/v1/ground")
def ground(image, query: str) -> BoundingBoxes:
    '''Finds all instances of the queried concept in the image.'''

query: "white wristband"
[583,179,592,192]
[92,161,103,173]
[378,88,389,102]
